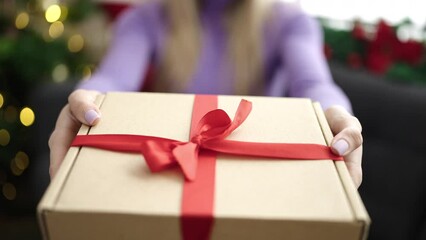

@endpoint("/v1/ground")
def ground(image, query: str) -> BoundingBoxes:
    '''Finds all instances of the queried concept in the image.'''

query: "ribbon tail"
[71,134,147,152]
[173,143,199,181]
[203,140,343,161]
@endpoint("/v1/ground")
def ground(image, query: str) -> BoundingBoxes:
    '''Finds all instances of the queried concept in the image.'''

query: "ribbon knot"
[140,100,253,181]
[191,135,204,145]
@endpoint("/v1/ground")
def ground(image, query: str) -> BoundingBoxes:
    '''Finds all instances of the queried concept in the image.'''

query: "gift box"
[38,92,370,240]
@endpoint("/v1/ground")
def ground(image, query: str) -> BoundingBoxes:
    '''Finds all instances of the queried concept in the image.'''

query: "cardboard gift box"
[38,92,370,240]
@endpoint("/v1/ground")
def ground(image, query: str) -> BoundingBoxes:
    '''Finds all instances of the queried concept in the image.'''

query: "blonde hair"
[157,0,274,95]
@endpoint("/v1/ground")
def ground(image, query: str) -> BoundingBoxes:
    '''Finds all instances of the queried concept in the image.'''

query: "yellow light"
[3,183,17,201]
[59,6,68,21]
[10,159,24,176]
[0,129,10,147]
[82,65,92,80]
[20,107,35,127]
[48,21,64,38]
[52,64,69,83]
[68,34,84,53]
[45,4,61,23]
[0,93,3,108]
[42,0,58,10]
[15,151,30,170]
[15,12,29,30]
[4,106,17,123]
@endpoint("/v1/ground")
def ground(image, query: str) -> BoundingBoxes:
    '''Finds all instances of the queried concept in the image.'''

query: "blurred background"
[0,0,425,239]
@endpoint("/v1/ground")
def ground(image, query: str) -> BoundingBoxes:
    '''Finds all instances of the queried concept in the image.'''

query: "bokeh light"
[52,64,69,82]
[4,106,18,123]
[0,93,3,108]
[3,183,17,201]
[48,21,64,38]
[20,107,35,127]
[59,6,68,21]
[15,151,30,171]
[68,34,84,53]
[45,4,61,23]
[82,65,92,80]
[0,129,10,146]
[15,12,29,29]
[11,152,29,176]
[42,0,59,10]
[10,159,24,176]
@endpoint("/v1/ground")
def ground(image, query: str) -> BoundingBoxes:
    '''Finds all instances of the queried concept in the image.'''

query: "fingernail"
[85,110,99,125]
[333,139,349,156]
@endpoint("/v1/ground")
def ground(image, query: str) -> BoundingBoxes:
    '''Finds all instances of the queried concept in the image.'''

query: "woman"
[49,0,363,187]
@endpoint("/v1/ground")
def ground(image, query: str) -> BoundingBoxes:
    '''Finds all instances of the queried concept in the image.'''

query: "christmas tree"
[0,0,99,210]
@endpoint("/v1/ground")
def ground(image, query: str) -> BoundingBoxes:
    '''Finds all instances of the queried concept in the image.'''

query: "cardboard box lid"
[38,92,369,238]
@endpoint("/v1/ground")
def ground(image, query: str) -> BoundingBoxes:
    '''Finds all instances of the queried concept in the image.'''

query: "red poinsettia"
[352,20,367,41]
[365,20,399,74]
[363,19,424,74]
[394,40,423,65]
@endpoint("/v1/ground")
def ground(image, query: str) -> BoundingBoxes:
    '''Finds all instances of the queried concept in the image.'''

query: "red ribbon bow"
[140,99,253,181]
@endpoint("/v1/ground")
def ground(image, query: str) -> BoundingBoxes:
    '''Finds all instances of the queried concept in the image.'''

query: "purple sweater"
[79,0,351,111]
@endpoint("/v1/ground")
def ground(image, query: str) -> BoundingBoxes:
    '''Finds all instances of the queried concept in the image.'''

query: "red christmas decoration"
[100,3,129,20]
[394,40,423,65]
[352,20,367,41]
[365,20,398,73]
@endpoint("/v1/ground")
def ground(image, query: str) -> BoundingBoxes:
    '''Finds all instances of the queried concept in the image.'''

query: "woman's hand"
[48,89,101,179]
[325,106,363,188]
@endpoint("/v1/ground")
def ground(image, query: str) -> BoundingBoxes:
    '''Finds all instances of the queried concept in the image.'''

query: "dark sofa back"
[330,62,426,240]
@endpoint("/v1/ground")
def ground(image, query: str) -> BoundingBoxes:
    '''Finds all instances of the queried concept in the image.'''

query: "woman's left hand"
[325,106,363,188]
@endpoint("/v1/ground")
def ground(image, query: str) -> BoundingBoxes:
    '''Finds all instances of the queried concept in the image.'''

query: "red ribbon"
[71,95,342,240]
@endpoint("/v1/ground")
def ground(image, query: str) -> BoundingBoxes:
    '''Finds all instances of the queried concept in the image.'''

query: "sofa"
[331,62,426,240]
[1,62,425,240]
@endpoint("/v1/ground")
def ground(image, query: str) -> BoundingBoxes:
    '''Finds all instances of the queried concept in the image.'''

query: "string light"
[0,129,10,147]
[59,6,68,21]
[2,183,16,201]
[52,64,69,82]
[68,34,84,53]
[10,159,24,176]
[20,107,35,127]
[0,93,3,108]
[45,4,61,23]
[82,65,92,80]
[42,0,59,10]
[10,152,30,176]
[15,151,30,171]
[15,12,29,30]
[48,21,64,38]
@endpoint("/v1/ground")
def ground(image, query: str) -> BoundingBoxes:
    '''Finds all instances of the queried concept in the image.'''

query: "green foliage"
[66,0,100,23]
[323,27,357,61]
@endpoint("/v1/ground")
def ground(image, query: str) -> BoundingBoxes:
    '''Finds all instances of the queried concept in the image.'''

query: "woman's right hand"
[48,89,101,179]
